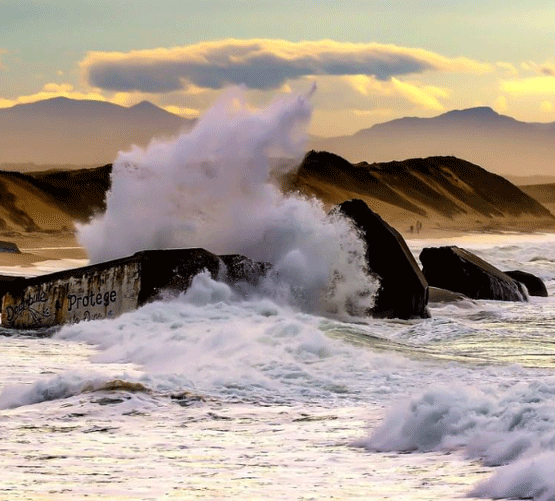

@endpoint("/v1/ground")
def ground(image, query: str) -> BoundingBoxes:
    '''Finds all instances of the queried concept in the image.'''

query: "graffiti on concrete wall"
[2,261,141,329]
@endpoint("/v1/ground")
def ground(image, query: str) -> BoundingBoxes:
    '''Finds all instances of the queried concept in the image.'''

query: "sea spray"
[78,87,378,315]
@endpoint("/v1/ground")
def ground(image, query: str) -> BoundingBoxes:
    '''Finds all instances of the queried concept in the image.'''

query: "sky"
[2,0,555,136]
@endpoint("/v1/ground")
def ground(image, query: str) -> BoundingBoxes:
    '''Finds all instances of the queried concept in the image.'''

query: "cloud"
[496,62,518,76]
[343,75,391,96]
[494,95,507,112]
[501,75,555,95]
[520,60,555,76]
[391,78,449,111]
[162,105,200,119]
[540,100,553,112]
[0,83,106,109]
[540,66,555,76]
[343,73,450,111]
[80,39,492,93]
[351,108,394,119]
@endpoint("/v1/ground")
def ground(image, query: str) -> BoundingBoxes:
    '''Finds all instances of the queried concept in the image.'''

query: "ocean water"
[4,88,555,500]
[3,233,555,500]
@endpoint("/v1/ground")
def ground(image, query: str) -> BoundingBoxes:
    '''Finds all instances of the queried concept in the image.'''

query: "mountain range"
[2,98,555,179]
[311,107,555,178]
[0,97,192,166]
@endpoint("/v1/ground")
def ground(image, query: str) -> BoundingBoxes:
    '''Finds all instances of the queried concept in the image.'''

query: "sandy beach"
[0,231,87,275]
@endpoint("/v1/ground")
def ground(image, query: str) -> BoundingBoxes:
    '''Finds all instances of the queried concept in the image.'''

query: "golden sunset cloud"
[501,75,555,95]
[80,39,493,93]
[0,83,106,109]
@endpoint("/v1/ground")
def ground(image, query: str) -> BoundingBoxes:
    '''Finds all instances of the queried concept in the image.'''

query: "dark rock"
[219,254,271,286]
[335,199,429,319]
[137,248,221,303]
[0,241,20,253]
[504,270,548,297]
[420,246,527,301]
[0,274,24,298]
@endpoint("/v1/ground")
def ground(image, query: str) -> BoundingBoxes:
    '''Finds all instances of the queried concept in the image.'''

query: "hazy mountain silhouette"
[311,107,555,177]
[0,97,193,165]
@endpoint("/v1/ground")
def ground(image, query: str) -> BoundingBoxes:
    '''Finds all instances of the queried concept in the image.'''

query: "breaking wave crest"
[0,373,150,410]
[356,380,555,501]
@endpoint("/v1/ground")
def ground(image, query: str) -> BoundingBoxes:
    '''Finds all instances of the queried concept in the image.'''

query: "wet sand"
[0,231,87,274]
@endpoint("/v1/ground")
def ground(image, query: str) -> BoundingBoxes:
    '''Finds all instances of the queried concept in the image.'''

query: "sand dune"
[1,152,555,271]
[0,170,94,270]
[283,151,555,238]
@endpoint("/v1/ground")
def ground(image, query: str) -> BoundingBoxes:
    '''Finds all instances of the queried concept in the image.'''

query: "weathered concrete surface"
[0,248,269,329]
[504,270,548,297]
[334,199,429,319]
[420,246,527,302]
[2,255,141,329]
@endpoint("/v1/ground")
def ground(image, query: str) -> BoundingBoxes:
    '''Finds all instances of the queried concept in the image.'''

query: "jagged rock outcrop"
[504,270,548,297]
[219,254,271,287]
[420,246,527,301]
[335,199,429,319]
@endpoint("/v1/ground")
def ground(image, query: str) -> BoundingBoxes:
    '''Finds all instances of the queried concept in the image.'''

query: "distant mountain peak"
[130,100,158,110]
[439,106,499,119]
[0,96,191,164]
[45,96,71,103]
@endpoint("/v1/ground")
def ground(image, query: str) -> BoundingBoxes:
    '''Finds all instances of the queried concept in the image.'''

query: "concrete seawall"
[0,248,262,329]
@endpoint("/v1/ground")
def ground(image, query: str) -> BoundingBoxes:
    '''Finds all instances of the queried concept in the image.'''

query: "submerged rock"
[504,270,548,297]
[420,246,527,302]
[335,199,429,319]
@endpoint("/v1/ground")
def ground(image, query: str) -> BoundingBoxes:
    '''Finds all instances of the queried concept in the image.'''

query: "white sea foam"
[469,452,555,501]
[4,235,555,500]
[52,272,409,404]
[0,372,147,410]
[356,378,555,500]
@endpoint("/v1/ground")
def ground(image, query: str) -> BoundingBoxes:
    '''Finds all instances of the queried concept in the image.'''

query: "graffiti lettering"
[71,310,107,324]
[67,290,117,311]
[5,291,49,323]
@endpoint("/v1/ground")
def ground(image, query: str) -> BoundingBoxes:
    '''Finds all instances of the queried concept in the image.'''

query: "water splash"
[78,86,377,315]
